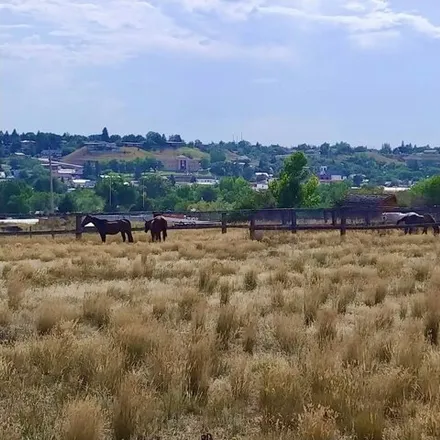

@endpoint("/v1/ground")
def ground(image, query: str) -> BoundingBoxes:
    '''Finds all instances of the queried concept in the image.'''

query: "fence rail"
[0,207,438,240]
[0,207,440,239]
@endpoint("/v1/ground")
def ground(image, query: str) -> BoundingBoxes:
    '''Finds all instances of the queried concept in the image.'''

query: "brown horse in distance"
[396,213,439,235]
[81,214,134,243]
[144,214,168,242]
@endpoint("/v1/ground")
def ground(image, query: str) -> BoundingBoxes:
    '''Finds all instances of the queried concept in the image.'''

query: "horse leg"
[127,230,134,243]
[121,231,126,242]
[100,233,106,243]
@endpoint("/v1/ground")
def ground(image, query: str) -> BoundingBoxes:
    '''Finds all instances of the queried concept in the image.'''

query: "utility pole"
[48,143,54,214]
[109,176,112,209]
[142,177,145,209]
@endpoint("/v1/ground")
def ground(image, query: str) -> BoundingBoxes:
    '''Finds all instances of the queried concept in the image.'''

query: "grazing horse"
[144,215,168,242]
[382,211,419,224]
[81,214,134,243]
[396,213,439,236]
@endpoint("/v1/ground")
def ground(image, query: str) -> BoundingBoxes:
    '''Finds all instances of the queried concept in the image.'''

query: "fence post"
[75,214,83,240]
[365,211,371,226]
[291,209,297,234]
[249,215,256,240]
[29,226,32,239]
[221,212,227,234]
[331,210,337,227]
[340,210,347,236]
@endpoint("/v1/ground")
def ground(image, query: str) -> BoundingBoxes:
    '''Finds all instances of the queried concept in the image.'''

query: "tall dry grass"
[0,229,439,438]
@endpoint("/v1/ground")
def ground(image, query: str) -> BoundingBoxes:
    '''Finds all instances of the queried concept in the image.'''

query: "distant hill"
[62,145,235,166]
[62,146,153,165]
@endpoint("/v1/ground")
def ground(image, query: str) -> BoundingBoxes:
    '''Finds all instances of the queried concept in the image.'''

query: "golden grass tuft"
[113,373,162,440]
[6,275,26,310]
[316,309,338,346]
[259,361,305,432]
[59,397,106,440]
[243,269,258,291]
[199,267,219,294]
[83,291,112,328]
[35,299,79,335]
[0,302,12,327]
[216,305,238,349]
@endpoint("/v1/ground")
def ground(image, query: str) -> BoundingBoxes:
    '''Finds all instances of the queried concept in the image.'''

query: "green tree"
[32,176,66,193]
[269,152,311,208]
[101,127,110,142]
[317,181,350,207]
[302,175,320,207]
[210,148,226,163]
[141,175,171,199]
[410,175,440,205]
[72,190,105,213]
[58,193,76,213]
[29,192,54,213]
[0,181,33,213]
[219,177,252,204]
[195,185,218,202]
[95,174,137,211]
[352,175,363,187]
[200,157,211,169]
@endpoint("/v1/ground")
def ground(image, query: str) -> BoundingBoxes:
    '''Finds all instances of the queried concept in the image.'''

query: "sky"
[1,0,440,149]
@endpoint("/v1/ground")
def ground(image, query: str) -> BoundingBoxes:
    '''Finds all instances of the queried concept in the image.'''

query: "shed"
[337,194,399,211]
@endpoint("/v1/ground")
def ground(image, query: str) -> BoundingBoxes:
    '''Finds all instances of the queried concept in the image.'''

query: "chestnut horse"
[144,215,168,242]
[81,214,134,243]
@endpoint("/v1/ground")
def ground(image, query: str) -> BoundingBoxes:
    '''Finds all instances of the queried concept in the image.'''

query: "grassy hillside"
[63,146,154,165]
[152,147,209,161]
[62,146,215,166]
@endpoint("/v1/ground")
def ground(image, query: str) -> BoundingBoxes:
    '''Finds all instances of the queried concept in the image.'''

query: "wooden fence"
[0,206,439,240]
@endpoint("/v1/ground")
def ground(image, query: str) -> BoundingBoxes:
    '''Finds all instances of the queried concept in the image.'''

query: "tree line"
[2,127,440,185]
[0,151,439,215]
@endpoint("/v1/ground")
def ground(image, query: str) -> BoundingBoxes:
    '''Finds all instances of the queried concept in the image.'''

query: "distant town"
[0,128,439,214]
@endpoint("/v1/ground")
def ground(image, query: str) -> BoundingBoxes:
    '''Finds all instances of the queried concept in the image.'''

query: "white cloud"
[349,29,400,49]
[0,0,294,66]
[258,0,440,45]
[0,0,439,67]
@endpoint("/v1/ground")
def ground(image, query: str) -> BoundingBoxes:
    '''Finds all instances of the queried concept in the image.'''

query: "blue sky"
[1,0,440,148]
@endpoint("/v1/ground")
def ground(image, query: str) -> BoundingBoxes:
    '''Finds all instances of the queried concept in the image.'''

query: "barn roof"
[337,193,398,209]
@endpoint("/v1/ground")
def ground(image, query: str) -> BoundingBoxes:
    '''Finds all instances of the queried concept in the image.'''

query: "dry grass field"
[1,229,440,439]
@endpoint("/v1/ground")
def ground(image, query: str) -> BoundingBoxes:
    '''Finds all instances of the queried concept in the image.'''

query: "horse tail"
[161,218,167,240]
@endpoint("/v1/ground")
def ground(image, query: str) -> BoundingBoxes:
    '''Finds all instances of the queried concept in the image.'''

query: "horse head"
[144,219,153,233]
[81,214,93,228]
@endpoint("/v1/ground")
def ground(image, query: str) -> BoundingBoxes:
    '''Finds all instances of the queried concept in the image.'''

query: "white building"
[196,178,219,186]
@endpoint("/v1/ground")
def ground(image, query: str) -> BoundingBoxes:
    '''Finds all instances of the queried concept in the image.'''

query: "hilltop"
[62,145,220,166]
[63,146,154,165]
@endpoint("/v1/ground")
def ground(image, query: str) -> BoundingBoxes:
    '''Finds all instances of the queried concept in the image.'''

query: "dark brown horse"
[144,215,168,242]
[396,213,439,235]
[81,214,134,243]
